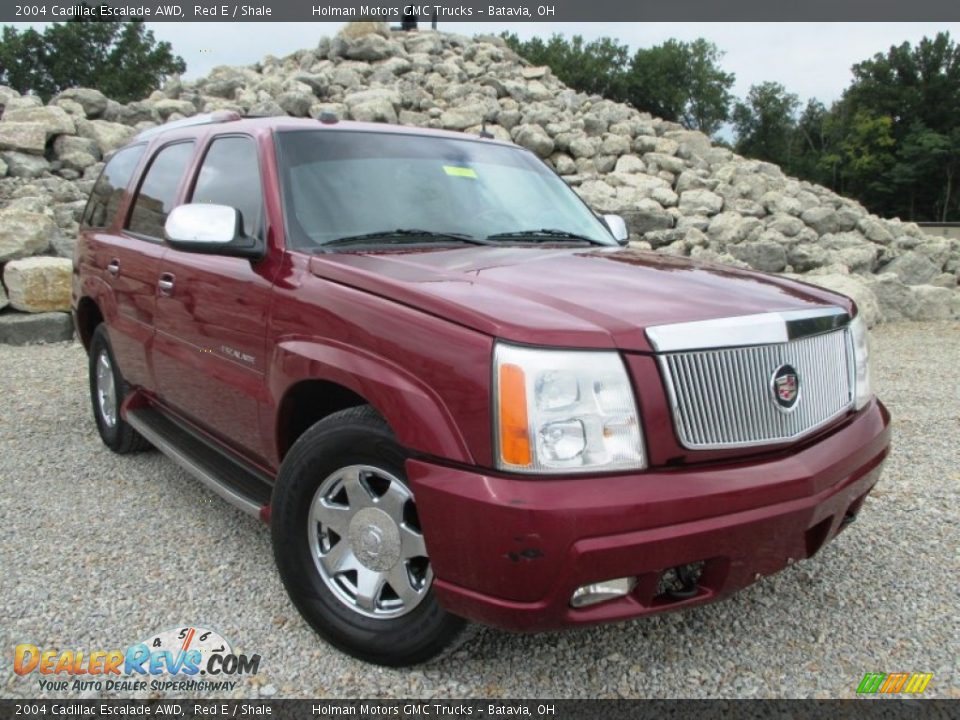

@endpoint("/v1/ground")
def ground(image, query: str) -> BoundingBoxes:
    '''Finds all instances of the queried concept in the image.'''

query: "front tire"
[88,324,150,454]
[271,406,466,666]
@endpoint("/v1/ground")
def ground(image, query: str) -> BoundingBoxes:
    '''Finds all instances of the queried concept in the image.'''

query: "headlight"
[849,314,873,410]
[493,343,647,473]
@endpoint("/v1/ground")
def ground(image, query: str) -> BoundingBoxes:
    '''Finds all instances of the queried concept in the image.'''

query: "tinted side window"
[190,136,263,238]
[82,144,146,228]
[126,142,195,238]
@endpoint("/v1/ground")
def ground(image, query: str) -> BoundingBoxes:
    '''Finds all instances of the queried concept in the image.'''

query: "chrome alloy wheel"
[308,465,432,619]
[95,349,117,428]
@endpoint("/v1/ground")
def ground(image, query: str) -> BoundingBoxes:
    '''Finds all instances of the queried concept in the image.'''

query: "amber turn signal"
[498,363,532,467]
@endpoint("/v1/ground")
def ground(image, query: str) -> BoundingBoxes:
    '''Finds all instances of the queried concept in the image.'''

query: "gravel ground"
[1,321,958,700]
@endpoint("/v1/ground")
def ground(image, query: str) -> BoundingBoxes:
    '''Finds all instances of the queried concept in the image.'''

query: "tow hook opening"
[841,488,872,529]
[656,561,706,601]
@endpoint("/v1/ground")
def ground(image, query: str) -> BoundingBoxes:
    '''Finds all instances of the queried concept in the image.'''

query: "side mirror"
[602,214,629,245]
[164,204,263,259]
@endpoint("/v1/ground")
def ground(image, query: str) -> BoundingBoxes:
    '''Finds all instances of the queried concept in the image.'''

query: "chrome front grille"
[659,328,853,449]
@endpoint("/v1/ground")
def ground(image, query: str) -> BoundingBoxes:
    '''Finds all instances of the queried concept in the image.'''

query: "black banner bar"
[3,0,960,23]
[0,700,957,720]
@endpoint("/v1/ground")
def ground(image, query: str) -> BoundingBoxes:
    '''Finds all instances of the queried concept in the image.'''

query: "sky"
[9,21,960,108]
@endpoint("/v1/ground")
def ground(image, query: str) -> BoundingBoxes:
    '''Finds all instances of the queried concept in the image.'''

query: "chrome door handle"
[107,260,120,276]
[158,274,175,294]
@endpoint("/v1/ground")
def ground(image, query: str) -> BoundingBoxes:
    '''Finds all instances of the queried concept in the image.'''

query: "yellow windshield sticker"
[443,165,477,179]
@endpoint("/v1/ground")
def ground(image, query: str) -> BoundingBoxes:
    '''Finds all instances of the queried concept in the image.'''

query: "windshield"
[274,130,617,250]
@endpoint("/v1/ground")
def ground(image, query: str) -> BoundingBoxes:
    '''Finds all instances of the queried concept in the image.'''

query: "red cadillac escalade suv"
[72,112,890,666]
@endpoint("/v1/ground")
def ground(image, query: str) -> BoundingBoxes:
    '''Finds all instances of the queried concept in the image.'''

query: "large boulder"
[403,31,443,55]
[513,124,554,158]
[866,273,921,321]
[727,240,787,273]
[0,122,48,154]
[277,92,313,117]
[678,189,723,216]
[663,129,713,159]
[76,119,137,155]
[201,66,255,98]
[857,216,894,245]
[620,204,674,234]
[153,98,197,120]
[440,103,490,131]
[54,88,109,119]
[2,105,76,136]
[52,135,101,172]
[614,155,645,174]
[247,99,285,117]
[761,192,803,216]
[878,251,940,286]
[574,180,618,213]
[3,256,73,312]
[343,88,398,124]
[568,136,600,159]
[707,212,759,245]
[800,206,841,235]
[343,34,402,62]
[0,209,56,261]
[0,312,75,345]
[788,243,830,273]
[0,151,50,178]
[821,232,879,274]
[910,285,956,320]
[766,213,806,237]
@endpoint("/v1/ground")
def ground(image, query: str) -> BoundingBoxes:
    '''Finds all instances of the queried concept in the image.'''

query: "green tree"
[501,33,629,99]
[893,124,960,220]
[836,31,960,219]
[0,26,50,97]
[625,39,735,135]
[732,82,801,167]
[502,33,735,137]
[837,111,898,207]
[789,100,830,181]
[0,8,185,103]
[845,33,960,139]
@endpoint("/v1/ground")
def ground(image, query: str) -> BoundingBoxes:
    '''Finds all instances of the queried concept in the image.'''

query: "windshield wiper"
[484,228,607,245]
[322,229,493,248]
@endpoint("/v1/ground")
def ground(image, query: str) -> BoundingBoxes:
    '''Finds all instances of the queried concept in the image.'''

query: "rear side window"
[190,136,263,238]
[82,144,146,228]
[126,141,195,239]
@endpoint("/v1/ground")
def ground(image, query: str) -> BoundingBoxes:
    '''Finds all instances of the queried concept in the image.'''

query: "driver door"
[152,134,275,463]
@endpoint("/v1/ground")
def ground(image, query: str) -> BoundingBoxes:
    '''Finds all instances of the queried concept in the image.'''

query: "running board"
[126,406,272,519]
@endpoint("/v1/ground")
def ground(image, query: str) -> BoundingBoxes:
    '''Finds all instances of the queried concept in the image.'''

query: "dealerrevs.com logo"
[856,672,933,695]
[14,626,261,693]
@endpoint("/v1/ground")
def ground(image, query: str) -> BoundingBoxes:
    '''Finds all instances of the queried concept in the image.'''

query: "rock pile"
[1,26,958,338]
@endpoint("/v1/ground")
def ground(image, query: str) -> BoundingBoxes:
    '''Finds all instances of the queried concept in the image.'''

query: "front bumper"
[407,399,891,632]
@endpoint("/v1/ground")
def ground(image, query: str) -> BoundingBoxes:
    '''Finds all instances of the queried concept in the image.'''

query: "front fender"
[269,338,476,466]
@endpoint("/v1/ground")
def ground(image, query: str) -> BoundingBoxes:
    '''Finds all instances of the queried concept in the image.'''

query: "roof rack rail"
[134,111,242,141]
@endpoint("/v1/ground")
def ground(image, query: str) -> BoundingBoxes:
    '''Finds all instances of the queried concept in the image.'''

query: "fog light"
[570,577,636,608]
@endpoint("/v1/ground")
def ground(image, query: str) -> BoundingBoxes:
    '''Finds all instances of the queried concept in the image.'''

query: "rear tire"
[271,405,466,666]
[88,324,150,454]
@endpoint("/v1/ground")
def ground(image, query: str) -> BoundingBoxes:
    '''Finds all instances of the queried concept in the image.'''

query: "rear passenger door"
[152,135,275,463]
[82,142,162,392]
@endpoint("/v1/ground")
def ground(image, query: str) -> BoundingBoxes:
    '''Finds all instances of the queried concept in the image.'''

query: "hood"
[308,246,853,353]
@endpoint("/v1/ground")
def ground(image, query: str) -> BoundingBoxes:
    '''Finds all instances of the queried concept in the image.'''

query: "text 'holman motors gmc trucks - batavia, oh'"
[72,111,890,666]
